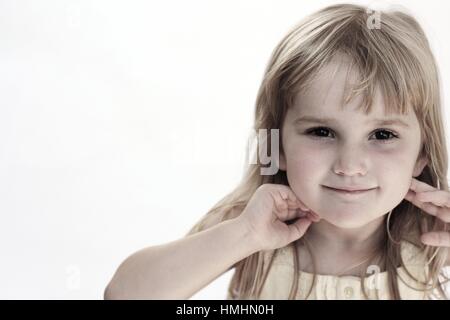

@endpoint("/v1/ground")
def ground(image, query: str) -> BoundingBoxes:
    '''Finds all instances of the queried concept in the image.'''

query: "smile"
[322,186,377,195]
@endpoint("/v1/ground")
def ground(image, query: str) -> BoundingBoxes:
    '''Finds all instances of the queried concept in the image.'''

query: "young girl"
[105,3,450,299]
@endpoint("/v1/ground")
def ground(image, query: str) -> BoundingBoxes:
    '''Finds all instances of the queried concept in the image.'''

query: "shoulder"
[402,241,450,268]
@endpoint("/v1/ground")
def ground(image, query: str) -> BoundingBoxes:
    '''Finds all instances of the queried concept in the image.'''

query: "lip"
[323,185,377,195]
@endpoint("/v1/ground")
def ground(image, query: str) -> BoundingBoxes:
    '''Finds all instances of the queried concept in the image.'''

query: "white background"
[0,0,449,299]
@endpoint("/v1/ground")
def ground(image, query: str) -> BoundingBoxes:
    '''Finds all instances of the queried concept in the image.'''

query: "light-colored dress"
[227,241,449,300]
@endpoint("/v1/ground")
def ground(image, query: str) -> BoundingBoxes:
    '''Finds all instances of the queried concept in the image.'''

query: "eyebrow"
[293,116,410,128]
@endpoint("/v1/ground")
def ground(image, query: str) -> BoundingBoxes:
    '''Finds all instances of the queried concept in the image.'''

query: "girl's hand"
[404,177,450,247]
[237,183,320,251]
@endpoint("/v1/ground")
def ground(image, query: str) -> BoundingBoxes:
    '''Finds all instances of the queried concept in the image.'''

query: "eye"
[304,127,399,143]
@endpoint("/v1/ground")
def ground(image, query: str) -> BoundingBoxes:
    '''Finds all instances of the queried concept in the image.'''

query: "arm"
[104,217,260,299]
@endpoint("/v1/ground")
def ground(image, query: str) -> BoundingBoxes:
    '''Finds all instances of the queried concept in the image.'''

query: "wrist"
[228,216,262,254]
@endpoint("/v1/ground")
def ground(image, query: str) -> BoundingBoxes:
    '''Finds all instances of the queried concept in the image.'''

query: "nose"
[332,144,368,176]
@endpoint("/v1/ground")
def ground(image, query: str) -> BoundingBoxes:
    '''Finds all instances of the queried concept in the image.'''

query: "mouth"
[322,185,377,195]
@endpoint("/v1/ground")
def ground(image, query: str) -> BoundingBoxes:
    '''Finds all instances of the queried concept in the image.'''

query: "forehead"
[292,56,413,122]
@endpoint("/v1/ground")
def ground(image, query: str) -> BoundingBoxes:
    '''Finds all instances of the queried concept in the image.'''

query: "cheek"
[372,147,417,193]
[283,143,327,190]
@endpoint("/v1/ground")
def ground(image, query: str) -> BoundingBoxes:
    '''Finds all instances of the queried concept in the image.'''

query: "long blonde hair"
[186,3,449,299]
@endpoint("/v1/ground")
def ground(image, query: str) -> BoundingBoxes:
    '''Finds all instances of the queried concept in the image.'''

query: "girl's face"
[279,58,428,229]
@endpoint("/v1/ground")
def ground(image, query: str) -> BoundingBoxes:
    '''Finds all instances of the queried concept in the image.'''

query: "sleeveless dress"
[227,241,449,300]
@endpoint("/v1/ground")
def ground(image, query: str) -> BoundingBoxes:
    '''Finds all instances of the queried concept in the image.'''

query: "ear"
[412,156,428,178]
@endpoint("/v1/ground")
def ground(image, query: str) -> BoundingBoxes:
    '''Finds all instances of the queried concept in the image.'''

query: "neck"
[298,216,388,277]
[305,215,386,254]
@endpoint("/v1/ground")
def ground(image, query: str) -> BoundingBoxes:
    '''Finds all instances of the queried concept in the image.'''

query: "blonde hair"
[186,3,450,299]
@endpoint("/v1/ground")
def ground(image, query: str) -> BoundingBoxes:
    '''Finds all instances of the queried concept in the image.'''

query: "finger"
[285,208,306,221]
[278,185,299,203]
[292,207,315,220]
[307,211,321,222]
[404,191,450,222]
[274,186,300,210]
[413,200,450,222]
[421,232,450,247]
[275,198,306,221]
[284,187,309,211]
[404,189,415,201]
[287,217,312,243]
[415,190,450,207]
[280,185,316,218]
[274,184,306,209]
[410,178,437,193]
[274,200,291,222]
[286,198,302,209]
